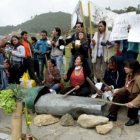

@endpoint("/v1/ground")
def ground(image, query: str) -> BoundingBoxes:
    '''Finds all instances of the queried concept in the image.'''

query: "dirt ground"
[0,108,140,140]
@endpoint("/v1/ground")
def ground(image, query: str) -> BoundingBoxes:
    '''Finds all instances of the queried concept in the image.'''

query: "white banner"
[128,14,140,42]
[71,1,83,29]
[109,12,136,41]
[90,2,118,27]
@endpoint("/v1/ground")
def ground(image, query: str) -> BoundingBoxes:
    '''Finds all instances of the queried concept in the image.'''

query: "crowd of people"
[0,20,140,126]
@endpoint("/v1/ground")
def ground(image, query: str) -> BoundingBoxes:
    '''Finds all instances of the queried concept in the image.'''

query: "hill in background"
[0,12,72,36]
[0,6,138,36]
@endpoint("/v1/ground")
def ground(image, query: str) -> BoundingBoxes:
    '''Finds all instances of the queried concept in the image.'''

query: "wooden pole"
[88,1,93,74]
[88,2,93,43]
[80,1,86,34]
[63,88,76,97]
[45,54,50,74]
[12,101,22,140]
[86,77,102,95]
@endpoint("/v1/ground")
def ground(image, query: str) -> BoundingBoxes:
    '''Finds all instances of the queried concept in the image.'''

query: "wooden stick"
[45,54,51,75]
[94,72,113,93]
[95,99,139,108]
[63,88,76,97]
[40,52,51,75]
[34,72,41,83]
[86,77,102,95]
[88,2,93,74]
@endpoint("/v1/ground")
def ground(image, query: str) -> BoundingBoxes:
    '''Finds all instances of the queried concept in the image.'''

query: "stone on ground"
[0,133,11,140]
[34,114,59,126]
[60,113,75,126]
[77,114,109,128]
[96,122,113,134]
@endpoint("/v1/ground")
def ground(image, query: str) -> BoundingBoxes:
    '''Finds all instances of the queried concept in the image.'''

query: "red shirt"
[70,68,85,87]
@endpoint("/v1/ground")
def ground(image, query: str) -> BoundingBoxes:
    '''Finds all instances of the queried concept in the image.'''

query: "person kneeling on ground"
[42,59,62,93]
[60,55,91,97]
[107,59,140,126]
[92,56,126,100]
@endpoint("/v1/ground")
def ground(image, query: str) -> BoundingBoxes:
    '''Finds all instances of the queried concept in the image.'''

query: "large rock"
[77,114,109,128]
[60,113,75,126]
[35,94,105,119]
[96,122,113,134]
[34,114,59,126]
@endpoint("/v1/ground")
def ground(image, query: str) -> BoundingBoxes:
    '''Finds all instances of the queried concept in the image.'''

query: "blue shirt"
[35,38,51,59]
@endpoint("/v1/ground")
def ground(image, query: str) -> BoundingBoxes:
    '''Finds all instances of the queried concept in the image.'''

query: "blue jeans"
[52,56,63,76]
[51,84,61,92]
[62,56,66,74]
[38,58,46,81]
[69,55,75,69]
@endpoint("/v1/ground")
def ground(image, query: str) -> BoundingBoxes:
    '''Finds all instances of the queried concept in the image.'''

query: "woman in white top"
[91,20,114,76]
[9,35,25,84]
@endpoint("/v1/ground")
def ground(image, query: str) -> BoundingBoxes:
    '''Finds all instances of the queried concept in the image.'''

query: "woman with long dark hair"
[60,55,91,97]
[91,20,114,76]
[107,59,140,126]
[42,59,61,92]
[74,31,90,69]
[9,35,25,84]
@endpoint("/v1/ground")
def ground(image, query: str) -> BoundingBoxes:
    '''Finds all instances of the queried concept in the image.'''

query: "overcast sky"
[0,0,139,26]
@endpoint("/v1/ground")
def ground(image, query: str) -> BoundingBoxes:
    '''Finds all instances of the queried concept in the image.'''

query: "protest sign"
[90,2,118,27]
[128,14,140,42]
[109,12,136,41]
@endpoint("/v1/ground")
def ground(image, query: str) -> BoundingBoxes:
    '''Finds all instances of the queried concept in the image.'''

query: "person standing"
[65,22,83,68]
[35,30,51,81]
[51,27,65,76]
[119,25,140,61]
[9,35,25,84]
[21,31,39,84]
[65,22,91,69]
[0,36,9,90]
[31,37,39,77]
[91,20,115,76]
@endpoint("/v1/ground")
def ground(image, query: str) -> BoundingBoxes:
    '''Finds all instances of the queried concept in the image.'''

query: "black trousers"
[109,91,138,119]
[9,64,24,84]
[60,86,90,97]
[23,57,39,84]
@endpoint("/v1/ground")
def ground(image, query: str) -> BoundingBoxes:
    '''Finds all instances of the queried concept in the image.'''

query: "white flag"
[71,1,83,29]
[90,1,118,27]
